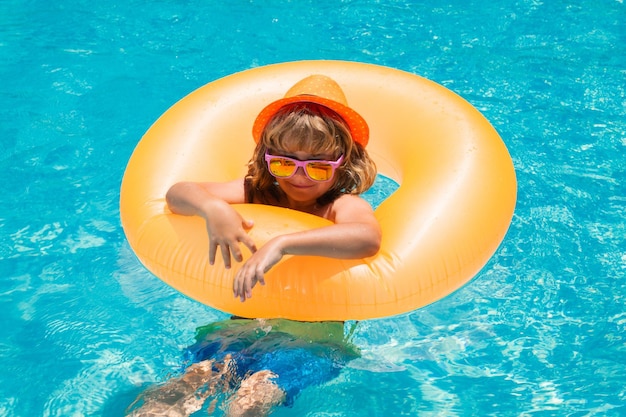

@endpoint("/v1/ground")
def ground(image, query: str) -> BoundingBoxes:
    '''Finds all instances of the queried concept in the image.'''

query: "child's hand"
[204,201,257,268]
[233,237,285,302]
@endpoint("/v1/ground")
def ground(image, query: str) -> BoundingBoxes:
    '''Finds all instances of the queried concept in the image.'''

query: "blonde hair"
[246,103,377,205]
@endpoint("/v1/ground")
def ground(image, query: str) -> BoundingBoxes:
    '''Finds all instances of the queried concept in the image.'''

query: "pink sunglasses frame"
[264,151,344,182]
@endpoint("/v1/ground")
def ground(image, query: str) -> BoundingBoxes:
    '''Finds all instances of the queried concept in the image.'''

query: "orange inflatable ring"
[120,60,516,321]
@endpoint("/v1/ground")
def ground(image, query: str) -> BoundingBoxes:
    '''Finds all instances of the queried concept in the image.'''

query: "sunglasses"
[264,151,344,182]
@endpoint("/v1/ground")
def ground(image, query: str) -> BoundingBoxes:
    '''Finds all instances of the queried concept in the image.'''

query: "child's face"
[271,148,339,205]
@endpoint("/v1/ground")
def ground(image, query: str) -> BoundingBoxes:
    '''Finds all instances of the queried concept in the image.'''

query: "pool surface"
[1,1,624,415]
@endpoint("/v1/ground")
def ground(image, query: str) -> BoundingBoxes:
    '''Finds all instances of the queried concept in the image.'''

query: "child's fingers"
[243,275,253,300]
[220,245,232,269]
[233,267,244,299]
[208,241,217,265]
[240,235,257,254]
[233,267,260,302]
[244,267,266,300]
[230,242,244,263]
[240,220,257,254]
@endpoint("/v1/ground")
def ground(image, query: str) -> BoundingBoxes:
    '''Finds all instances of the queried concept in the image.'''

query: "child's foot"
[226,370,286,417]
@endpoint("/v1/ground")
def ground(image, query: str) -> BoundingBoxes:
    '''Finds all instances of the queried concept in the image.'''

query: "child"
[128,75,380,416]
[165,74,381,302]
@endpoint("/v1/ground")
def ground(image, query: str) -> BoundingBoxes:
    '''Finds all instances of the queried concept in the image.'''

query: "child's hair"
[246,103,377,206]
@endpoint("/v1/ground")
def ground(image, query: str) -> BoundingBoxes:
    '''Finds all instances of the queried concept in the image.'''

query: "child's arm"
[233,195,381,301]
[166,180,257,268]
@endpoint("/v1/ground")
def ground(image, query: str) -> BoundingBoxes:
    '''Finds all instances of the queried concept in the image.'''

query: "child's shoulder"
[329,193,375,221]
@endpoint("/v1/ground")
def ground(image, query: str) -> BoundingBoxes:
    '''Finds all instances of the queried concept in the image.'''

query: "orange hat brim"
[252,95,369,147]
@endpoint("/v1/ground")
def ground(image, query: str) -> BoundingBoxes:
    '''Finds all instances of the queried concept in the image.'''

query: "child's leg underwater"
[126,356,235,417]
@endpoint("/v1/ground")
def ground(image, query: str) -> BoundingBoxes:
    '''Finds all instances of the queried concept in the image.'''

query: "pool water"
[1,0,624,416]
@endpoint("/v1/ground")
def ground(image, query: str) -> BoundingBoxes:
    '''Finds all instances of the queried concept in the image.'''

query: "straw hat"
[252,75,369,147]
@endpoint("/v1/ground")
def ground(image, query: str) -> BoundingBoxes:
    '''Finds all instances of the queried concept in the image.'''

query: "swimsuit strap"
[345,321,359,343]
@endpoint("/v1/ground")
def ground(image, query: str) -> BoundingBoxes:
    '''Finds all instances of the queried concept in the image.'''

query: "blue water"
[1,0,624,415]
